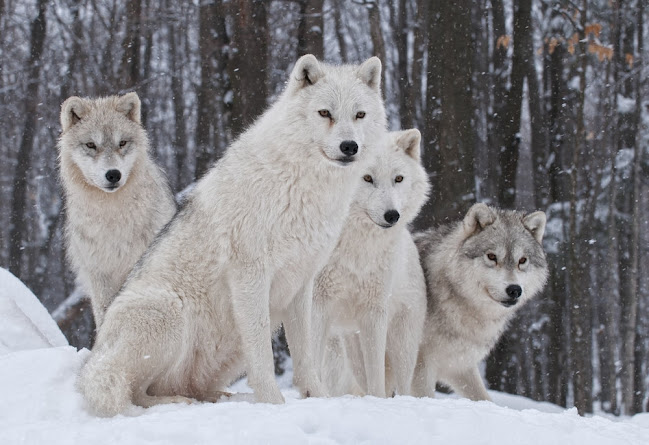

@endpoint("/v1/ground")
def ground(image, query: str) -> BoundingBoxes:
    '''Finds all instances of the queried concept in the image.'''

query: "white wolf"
[78,55,387,416]
[313,129,430,398]
[411,203,548,401]
[58,93,176,329]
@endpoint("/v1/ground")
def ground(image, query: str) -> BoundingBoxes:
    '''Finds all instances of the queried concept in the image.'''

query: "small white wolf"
[411,203,548,401]
[58,92,176,329]
[78,55,387,416]
[313,129,430,398]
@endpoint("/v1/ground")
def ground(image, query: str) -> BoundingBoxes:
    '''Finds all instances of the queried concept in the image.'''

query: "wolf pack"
[57,55,549,417]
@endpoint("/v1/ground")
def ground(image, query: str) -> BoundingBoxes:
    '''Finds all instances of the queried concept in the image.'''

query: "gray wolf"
[58,93,176,329]
[411,203,548,401]
[313,129,430,397]
[77,55,387,416]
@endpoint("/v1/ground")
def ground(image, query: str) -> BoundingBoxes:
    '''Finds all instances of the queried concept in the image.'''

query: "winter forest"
[0,0,647,418]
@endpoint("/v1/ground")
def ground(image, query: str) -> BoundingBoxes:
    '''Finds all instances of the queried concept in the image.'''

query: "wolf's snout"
[339,140,358,157]
[506,285,522,300]
[105,169,122,184]
[384,210,400,225]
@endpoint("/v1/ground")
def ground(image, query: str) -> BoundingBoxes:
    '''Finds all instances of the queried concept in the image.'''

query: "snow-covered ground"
[1,268,649,444]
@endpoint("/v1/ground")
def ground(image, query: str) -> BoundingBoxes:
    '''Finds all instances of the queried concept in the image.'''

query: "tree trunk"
[8,0,48,280]
[569,0,593,415]
[417,0,475,228]
[396,0,413,128]
[229,0,269,138]
[366,0,386,96]
[332,0,348,62]
[195,0,229,179]
[297,0,324,59]
[497,0,528,209]
[627,0,643,414]
[120,0,142,89]
[168,3,189,190]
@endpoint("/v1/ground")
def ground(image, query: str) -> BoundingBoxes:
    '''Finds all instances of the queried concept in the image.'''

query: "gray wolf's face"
[458,204,548,309]
[287,55,387,166]
[59,93,146,193]
[355,129,430,228]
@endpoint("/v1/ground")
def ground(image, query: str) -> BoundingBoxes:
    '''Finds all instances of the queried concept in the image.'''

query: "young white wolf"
[78,55,387,416]
[58,92,176,329]
[313,129,430,398]
[411,203,548,401]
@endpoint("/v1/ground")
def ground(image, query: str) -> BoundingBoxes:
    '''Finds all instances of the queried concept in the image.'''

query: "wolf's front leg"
[283,280,327,398]
[359,307,388,397]
[448,367,491,402]
[229,267,284,404]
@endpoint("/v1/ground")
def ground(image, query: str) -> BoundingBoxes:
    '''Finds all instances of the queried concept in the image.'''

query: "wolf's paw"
[254,385,285,404]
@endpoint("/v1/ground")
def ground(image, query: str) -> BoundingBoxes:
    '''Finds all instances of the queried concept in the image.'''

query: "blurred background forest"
[0,0,647,416]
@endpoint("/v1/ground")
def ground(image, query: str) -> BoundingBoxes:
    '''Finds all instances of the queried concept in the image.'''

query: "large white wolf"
[412,203,548,401]
[78,55,387,416]
[313,129,430,398]
[58,93,176,329]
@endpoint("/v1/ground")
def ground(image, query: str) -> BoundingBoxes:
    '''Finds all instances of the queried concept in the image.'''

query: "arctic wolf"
[411,203,548,401]
[78,55,387,416]
[313,129,430,398]
[58,93,176,329]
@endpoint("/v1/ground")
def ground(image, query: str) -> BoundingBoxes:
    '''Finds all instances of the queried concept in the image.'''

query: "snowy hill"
[1,269,648,444]
[0,268,68,354]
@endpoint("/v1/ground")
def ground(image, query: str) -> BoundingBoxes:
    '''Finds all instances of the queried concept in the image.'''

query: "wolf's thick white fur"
[58,93,176,329]
[412,203,548,401]
[313,129,430,397]
[78,55,387,416]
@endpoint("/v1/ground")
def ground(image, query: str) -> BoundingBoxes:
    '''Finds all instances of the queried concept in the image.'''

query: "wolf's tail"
[77,351,132,417]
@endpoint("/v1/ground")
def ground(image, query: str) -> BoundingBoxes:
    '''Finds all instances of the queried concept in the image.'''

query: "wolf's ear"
[289,54,325,91]
[462,203,496,237]
[393,129,421,161]
[60,96,88,132]
[357,57,382,93]
[523,211,546,244]
[116,92,141,124]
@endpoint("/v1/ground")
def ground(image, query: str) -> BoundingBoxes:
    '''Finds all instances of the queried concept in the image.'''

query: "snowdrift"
[1,268,648,444]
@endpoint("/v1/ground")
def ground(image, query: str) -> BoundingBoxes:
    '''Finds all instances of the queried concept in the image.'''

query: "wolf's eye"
[356,111,366,119]
[487,253,497,263]
[363,174,373,183]
[119,140,128,147]
[319,110,331,118]
[395,175,404,183]
[86,142,96,149]
[519,257,527,265]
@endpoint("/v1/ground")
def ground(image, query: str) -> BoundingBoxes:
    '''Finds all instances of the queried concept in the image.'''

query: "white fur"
[313,129,430,397]
[58,93,176,329]
[412,204,549,401]
[77,55,387,416]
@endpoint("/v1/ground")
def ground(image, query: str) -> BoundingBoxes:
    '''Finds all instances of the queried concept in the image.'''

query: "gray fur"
[411,203,548,401]
[58,92,176,329]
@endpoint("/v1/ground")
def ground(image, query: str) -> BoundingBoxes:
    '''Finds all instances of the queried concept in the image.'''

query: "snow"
[0,267,68,354]
[1,271,649,444]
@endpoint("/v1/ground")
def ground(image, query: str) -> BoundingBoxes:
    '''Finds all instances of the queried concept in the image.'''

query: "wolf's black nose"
[105,169,122,184]
[339,140,358,157]
[506,285,522,299]
[384,210,400,225]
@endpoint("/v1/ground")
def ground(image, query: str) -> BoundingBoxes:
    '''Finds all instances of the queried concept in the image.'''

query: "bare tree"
[8,0,48,281]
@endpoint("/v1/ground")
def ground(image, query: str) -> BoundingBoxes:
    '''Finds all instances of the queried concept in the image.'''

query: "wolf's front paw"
[298,376,328,398]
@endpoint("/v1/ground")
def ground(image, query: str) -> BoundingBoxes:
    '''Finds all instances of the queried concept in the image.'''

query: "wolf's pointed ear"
[289,54,325,91]
[116,92,141,124]
[523,211,546,244]
[357,57,382,93]
[394,129,421,161]
[462,203,496,237]
[60,96,88,132]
